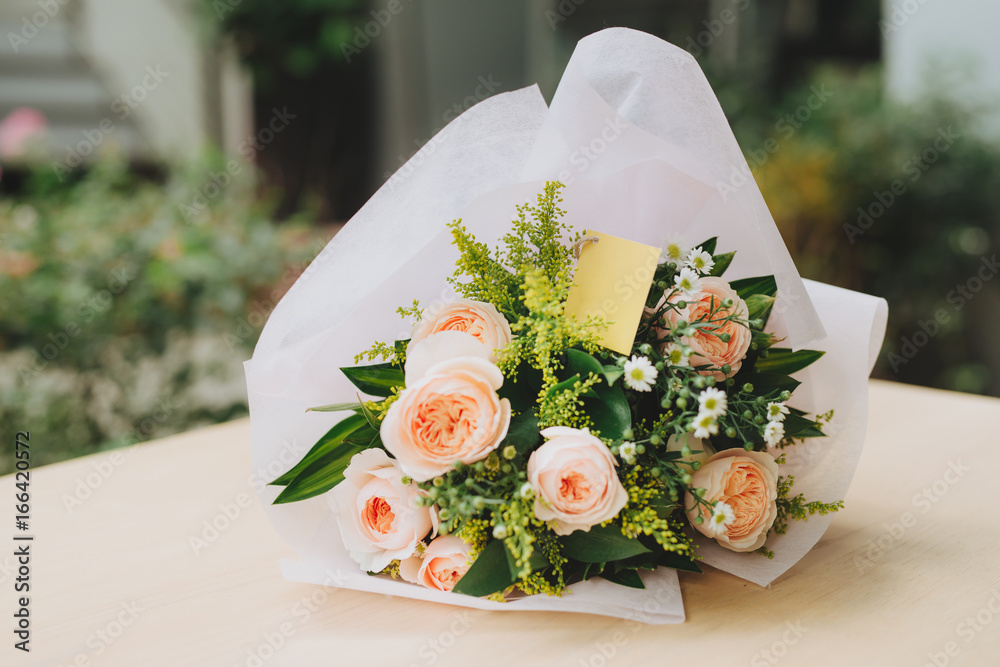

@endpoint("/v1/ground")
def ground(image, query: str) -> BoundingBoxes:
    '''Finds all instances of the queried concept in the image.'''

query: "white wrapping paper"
[245,28,888,623]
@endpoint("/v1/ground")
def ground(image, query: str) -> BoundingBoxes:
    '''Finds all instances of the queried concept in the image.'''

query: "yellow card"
[564,230,662,355]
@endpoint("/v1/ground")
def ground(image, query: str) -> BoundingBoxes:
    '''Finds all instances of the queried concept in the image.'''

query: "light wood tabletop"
[4,379,1000,667]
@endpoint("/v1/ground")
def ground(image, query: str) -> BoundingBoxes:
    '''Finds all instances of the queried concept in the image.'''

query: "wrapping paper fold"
[245,28,888,623]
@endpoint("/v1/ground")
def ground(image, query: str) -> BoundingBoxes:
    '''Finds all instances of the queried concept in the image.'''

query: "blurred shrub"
[0,158,328,471]
[716,66,1000,395]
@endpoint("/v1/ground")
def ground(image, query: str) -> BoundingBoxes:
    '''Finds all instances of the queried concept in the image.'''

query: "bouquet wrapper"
[245,28,888,623]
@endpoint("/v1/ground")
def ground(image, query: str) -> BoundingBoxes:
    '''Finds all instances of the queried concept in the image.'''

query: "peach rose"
[654,276,751,379]
[411,298,512,363]
[527,427,629,536]
[685,449,779,552]
[399,535,472,592]
[329,448,436,572]
[383,331,512,481]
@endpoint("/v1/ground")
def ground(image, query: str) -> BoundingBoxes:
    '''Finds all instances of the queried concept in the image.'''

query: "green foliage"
[558,525,651,563]
[269,414,372,487]
[447,181,581,322]
[771,475,845,536]
[340,361,404,397]
[202,0,367,85]
[0,157,324,472]
[718,64,1000,395]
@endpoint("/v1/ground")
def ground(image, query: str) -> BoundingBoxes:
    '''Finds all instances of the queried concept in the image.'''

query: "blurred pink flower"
[0,108,48,157]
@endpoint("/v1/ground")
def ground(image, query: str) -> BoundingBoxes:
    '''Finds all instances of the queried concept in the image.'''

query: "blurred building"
[0,0,251,165]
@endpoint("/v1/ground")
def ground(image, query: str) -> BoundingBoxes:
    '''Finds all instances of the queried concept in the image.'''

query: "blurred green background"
[1,0,997,472]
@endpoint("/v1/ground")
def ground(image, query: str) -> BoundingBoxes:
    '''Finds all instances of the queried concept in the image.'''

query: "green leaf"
[504,540,549,577]
[738,372,801,395]
[498,362,542,414]
[452,540,516,597]
[273,437,368,504]
[730,275,777,300]
[745,294,776,324]
[754,348,825,375]
[340,362,404,397]
[601,364,624,386]
[546,373,590,398]
[783,412,825,438]
[562,349,631,438]
[502,412,541,457]
[269,414,369,486]
[565,349,614,385]
[696,236,718,256]
[708,250,735,277]
[600,567,645,589]
[306,401,362,413]
[587,385,631,437]
[559,525,651,563]
[358,397,381,429]
[655,550,702,573]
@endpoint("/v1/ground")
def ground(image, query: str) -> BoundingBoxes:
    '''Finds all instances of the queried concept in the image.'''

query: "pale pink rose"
[411,299,512,362]
[399,535,471,592]
[329,449,436,572]
[527,427,629,536]
[685,449,779,552]
[653,276,751,379]
[403,329,490,385]
[0,108,48,158]
[383,332,512,482]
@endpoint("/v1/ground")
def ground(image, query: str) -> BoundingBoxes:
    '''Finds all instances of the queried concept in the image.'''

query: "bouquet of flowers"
[246,28,887,622]
[267,181,842,599]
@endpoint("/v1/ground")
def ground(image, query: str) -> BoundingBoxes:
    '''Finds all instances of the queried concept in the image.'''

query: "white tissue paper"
[245,28,888,624]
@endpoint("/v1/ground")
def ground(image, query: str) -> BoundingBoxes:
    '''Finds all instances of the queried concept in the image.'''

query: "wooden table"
[5,379,1000,666]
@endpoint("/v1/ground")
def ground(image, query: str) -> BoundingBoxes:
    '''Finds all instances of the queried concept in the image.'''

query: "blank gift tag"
[564,230,662,355]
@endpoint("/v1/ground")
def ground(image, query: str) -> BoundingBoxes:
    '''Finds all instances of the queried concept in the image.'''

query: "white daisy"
[662,343,690,367]
[661,236,688,265]
[707,501,735,536]
[623,355,658,392]
[674,268,702,300]
[619,441,637,465]
[764,420,785,446]
[697,387,728,418]
[766,402,789,422]
[691,411,719,439]
[685,247,715,275]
